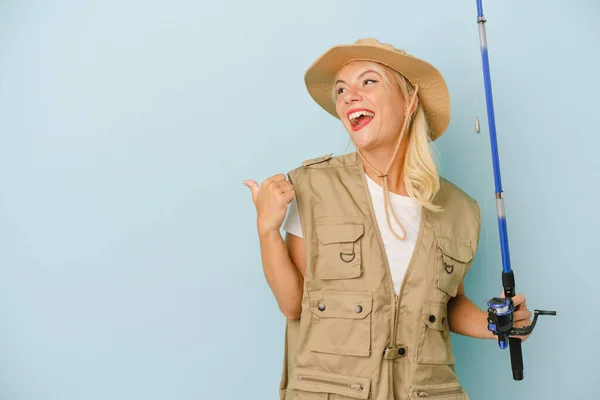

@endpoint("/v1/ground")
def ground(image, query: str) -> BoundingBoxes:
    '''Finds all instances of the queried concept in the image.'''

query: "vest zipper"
[297,375,363,391]
[416,387,463,397]
[356,160,427,352]
[356,158,430,398]
[390,205,427,348]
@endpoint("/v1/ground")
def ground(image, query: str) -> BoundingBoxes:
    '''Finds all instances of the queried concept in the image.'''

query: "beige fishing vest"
[278,152,481,400]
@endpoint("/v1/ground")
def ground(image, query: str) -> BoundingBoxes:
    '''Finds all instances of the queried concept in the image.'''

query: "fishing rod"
[474,0,556,381]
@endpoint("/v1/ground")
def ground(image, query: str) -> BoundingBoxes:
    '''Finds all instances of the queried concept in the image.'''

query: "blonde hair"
[333,61,443,213]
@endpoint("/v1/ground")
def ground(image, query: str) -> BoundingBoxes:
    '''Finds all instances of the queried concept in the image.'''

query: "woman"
[244,38,532,400]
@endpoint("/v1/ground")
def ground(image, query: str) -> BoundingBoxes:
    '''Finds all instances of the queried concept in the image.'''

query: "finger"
[281,188,296,204]
[269,174,287,183]
[243,179,260,204]
[265,177,287,190]
[512,294,526,308]
[278,182,295,194]
[513,310,532,322]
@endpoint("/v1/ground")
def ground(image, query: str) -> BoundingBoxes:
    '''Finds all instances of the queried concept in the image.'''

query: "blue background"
[0,0,597,399]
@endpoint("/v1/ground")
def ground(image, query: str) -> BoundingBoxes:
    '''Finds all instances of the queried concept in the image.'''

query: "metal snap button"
[355,305,363,313]
[318,303,326,311]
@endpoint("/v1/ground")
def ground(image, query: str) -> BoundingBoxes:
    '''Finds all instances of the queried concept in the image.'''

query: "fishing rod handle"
[503,270,524,380]
[509,338,524,380]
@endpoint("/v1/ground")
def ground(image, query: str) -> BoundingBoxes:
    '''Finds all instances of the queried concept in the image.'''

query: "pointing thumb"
[243,179,260,204]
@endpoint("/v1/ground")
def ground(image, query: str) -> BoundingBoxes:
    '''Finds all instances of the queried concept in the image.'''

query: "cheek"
[382,101,405,126]
[335,97,345,116]
[335,102,351,129]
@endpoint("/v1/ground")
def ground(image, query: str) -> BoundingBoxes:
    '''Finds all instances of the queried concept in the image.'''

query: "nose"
[344,89,363,104]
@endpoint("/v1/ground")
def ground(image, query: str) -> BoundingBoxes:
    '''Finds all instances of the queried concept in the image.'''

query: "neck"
[359,138,409,196]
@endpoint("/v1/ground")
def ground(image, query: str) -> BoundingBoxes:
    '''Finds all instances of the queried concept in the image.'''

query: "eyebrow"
[335,69,380,86]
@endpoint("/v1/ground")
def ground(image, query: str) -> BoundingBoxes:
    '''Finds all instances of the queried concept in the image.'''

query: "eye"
[364,79,378,86]
[336,87,346,95]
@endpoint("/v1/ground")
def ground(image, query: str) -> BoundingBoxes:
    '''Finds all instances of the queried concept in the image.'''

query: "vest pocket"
[281,319,301,400]
[289,367,371,400]
[408,382,466,399]
[434,232,474,297]
[308,290,372,357]
[315,217,364,280]
[414,301,454,365]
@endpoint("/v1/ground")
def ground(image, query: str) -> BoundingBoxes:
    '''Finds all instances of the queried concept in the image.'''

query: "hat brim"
[304,43,450,140]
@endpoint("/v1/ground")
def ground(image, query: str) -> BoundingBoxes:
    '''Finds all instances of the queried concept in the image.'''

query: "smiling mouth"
[348,109,375,131]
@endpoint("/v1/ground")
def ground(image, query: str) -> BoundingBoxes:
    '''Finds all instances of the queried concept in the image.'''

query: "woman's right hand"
[243,174,295,236]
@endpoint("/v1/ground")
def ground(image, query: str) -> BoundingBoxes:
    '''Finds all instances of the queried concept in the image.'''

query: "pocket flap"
[422,301,447,331]
[290,367,371,400]
[435,232,474,264]
[309,290,372,319]
[316,223,364,244]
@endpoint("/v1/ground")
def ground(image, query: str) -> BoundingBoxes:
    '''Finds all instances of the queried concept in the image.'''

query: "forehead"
[336,61,384,80]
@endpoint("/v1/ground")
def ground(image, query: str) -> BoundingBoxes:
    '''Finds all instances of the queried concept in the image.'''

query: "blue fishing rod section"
[476,0,511,276]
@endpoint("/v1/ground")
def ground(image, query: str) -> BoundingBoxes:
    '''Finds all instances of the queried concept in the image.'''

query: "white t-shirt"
[282,173,422,295]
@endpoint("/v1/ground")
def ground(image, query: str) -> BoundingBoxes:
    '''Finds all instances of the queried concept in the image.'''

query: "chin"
[349,127,378,150]
[353,137,374,150]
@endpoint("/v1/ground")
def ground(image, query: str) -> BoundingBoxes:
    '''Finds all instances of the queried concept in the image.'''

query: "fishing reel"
[486,297,557,350]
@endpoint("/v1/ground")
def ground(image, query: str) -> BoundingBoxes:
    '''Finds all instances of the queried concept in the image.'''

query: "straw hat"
[304,38,451,140]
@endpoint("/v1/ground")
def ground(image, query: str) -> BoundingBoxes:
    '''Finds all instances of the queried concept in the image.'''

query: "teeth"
[348,110,375,121]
